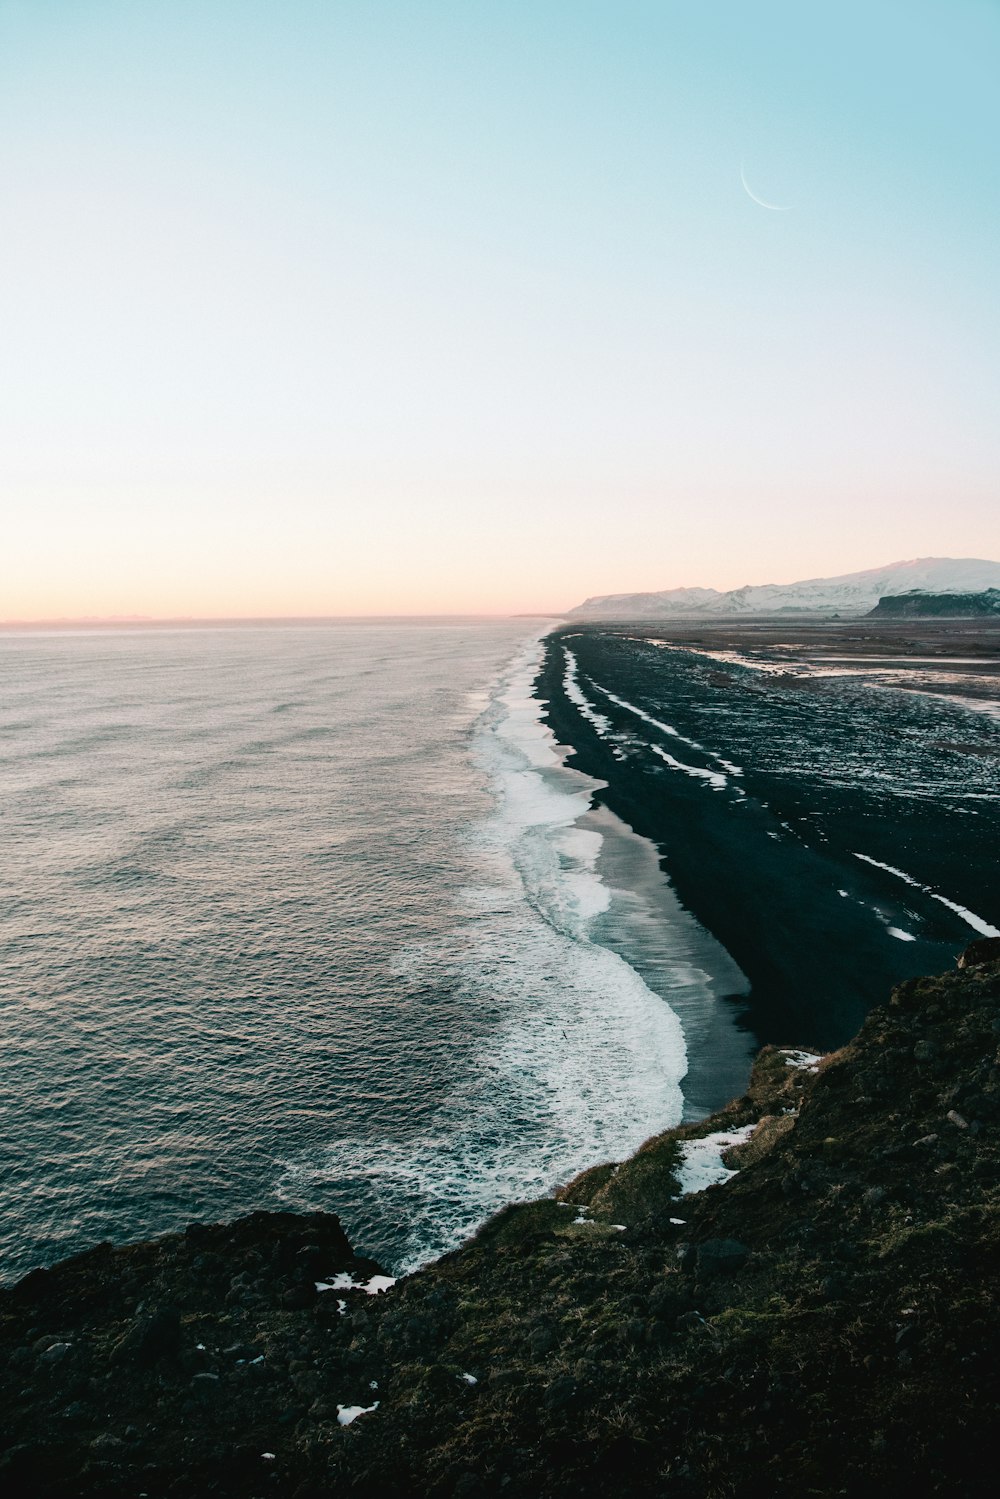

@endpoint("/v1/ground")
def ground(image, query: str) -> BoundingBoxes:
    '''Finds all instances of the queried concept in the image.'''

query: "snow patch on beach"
[650,744,728,791]
[853,853,1000,937]
[589,682,710,753]
[589,681,744,777]
[562,648,613,736]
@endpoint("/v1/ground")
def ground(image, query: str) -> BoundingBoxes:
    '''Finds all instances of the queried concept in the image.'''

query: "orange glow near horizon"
[5,464,998,624]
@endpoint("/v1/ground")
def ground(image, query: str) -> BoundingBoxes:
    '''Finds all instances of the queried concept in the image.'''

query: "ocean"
[0,622,749,1284]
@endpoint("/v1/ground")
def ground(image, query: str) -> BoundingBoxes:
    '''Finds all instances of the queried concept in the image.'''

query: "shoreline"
[489,632,754,1128]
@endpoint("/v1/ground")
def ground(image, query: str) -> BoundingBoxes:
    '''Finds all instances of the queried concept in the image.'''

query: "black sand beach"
[536,617,1000,1054]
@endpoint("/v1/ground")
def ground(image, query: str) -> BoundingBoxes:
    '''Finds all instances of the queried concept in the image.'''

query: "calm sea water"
[0,622,746,1283]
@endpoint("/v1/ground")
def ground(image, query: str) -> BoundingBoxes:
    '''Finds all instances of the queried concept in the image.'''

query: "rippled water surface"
[0,623,741,1282]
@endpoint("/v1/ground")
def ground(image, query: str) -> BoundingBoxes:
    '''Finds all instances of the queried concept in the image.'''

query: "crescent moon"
[740,163,790,212]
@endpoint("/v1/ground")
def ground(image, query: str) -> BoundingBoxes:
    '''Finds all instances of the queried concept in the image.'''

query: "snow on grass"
[315,1272,397,1296]
[675,1124,755,1195]
[781,1049,822,1072]
[337,1401,380,1426]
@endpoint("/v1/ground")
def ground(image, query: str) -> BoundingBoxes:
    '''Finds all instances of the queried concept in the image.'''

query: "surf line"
[853,853,999,939]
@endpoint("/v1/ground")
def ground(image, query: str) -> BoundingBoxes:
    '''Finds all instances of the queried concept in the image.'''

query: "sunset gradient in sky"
[2,1,998,618]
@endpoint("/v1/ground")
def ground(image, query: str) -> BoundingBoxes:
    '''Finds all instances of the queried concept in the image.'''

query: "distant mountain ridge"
[569,557,1000,619]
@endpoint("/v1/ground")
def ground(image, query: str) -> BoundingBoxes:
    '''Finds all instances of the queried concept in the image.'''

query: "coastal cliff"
[868,589,1000,618]
[3,945,1000,1497]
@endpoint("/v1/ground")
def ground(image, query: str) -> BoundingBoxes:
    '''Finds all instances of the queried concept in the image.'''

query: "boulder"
[957,938,1000,970]
[694,1239,751,1278]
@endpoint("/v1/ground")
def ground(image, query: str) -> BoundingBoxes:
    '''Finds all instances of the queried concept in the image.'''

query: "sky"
[1,0,999,619]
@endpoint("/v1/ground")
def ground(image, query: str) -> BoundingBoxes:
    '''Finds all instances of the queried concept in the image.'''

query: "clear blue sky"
[1,1,998,616]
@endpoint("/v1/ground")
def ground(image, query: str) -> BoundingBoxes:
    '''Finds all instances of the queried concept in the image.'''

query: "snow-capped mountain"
[569,558,1000,619]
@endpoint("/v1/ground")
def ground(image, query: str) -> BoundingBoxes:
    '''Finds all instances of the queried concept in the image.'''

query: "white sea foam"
[281,632,696,1273]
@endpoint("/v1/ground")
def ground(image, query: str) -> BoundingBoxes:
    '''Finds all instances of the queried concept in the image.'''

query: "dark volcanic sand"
[537,618,1000,1052]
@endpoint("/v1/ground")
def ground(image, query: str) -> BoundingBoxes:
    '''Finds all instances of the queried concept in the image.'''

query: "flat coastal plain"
[538,616,1000,1052]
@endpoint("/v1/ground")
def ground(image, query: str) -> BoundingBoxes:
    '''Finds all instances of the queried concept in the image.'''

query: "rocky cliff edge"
[3,942,1000,1497]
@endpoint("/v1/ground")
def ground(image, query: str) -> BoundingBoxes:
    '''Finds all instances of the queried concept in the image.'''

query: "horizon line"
[0,611,568,631]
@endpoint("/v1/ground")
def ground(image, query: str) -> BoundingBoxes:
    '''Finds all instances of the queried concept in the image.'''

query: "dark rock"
[543,1375,578,1411]
[296,1244,325,1275]
[695,1239,751,1277]
[390,1311,440,1354]
[111,1305,181,1366]
[280,1285,316,1311]
[14,1268,52,1300]
[190,1372,221,1399]
[646,1318,673,1348]
[648,1281,681,1317]
[528,1327,554,1357]
[37,1341,72,1364]
[292,1369,323,1398]
[957,938,1000,970]
[90,1433,125,1453]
